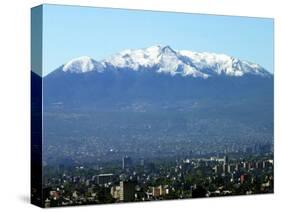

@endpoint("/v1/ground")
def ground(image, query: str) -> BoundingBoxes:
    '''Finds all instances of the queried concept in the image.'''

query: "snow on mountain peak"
[178,50,270,77]
[60,46,271,78]
[62,56,104,73]
[105,46,162,70]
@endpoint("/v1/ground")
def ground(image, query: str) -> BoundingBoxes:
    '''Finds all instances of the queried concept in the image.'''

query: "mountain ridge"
[51,45,272,79]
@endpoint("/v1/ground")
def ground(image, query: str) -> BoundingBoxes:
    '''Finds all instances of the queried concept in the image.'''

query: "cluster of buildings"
[213,158,273,175]
[43,154,273,207]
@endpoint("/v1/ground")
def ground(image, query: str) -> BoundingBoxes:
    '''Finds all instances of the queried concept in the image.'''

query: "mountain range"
[39,45,273,163]
[55,45,270,78]
[42,45,273,111]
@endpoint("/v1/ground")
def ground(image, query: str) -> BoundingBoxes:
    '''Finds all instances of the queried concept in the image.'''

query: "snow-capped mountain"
[43,44,273,112]
[62,56,104,73]
[60,45,271,78]
[41,45,273,163]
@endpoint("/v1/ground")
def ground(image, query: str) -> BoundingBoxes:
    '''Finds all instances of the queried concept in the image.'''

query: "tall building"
[224,155,229,165]
[120,181,136,202]
[122,156,132,169]
[96,173,114,185]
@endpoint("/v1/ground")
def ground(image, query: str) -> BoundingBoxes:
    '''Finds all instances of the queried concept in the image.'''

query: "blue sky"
[42,4,274,76]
